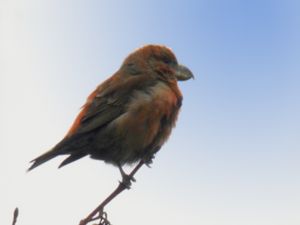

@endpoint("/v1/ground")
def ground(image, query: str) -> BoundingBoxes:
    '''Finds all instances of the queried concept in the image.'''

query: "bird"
[28,44,193,183]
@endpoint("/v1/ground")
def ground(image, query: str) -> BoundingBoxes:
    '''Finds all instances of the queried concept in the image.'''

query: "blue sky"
[1,1,300,225]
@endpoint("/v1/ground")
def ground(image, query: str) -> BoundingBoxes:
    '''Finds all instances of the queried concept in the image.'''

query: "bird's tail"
[27,148,58,171]
[28,134,91,171]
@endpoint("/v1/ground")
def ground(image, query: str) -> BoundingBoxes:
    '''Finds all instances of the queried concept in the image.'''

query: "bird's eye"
[161,56,172,65]
[160,53,177,66]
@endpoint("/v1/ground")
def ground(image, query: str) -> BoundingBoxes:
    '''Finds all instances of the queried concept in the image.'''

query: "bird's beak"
[175,64,194,81]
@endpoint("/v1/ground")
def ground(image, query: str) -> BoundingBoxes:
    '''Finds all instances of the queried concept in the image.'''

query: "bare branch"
[12,208,19,225]
[79,160,144,225]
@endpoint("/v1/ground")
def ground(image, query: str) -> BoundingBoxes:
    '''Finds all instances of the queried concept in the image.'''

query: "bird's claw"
[119,174,135,189]
[118,165,136,189]
[130,176,136,182]
[143,154,155,167]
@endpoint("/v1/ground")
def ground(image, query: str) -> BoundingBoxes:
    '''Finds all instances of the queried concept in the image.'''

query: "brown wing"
[66,73,157,137]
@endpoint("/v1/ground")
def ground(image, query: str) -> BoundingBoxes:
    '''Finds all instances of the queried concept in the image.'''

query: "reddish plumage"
[28,45,193,171]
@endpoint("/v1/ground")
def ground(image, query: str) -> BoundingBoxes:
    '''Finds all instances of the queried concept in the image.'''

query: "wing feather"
[66,73,156,137]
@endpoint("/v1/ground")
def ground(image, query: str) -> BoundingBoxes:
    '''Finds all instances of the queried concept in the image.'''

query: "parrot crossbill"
[28,45,194,180]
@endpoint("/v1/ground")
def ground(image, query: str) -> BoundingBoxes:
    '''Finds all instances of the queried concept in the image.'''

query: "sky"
[1,0,300,225]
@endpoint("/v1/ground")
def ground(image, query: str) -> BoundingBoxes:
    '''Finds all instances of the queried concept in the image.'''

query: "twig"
[12,208,19,225]
[79,160,144,225]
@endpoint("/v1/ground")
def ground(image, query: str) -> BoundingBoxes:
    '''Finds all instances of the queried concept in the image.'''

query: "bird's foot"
[118,166,136,189]
[143,154,155,168]
[119,174,135,189]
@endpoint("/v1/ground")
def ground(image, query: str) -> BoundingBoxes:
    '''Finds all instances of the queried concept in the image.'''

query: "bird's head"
[121,45,194,82]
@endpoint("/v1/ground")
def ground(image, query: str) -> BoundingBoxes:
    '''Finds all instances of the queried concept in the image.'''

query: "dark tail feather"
[58,152,86,168]
[28,134,89,171]
[28,149,58,171]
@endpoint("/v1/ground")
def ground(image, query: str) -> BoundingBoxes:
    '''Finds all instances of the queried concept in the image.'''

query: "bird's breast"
[110,81,181,152]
